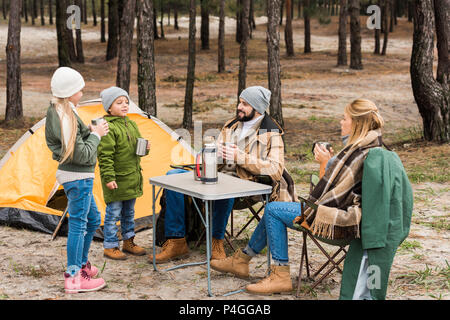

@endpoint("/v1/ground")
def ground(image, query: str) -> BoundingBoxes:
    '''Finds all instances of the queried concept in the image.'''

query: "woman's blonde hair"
[51,97,78,163]
[345,99,385,146]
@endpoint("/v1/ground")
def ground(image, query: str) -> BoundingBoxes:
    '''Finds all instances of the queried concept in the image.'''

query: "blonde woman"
[211,99,385,296]
[45,67,109,293]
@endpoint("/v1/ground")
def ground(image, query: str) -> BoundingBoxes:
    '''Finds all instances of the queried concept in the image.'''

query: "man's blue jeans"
[103,198,137,249]
[62,178,101,276]
[247,201,302,264]
[165,169,234,239]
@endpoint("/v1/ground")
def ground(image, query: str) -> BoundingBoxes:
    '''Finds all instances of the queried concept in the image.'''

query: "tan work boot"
[246,265,293,295]
[210,248,251,278]
[148,238,189,264]
[104,247,127,260]
[123,236,146,256]
[211,238,226,260]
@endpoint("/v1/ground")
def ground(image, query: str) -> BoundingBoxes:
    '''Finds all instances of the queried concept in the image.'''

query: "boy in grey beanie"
[101,86,130,113]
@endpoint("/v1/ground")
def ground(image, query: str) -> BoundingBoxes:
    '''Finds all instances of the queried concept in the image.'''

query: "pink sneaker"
[64,270,106,294]
[81,261,99,278]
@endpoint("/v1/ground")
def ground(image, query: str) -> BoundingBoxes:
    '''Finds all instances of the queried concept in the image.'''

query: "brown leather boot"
[210,248,251,278]
[246,265,293,295]
[123,236,146,256]
[148,238,189,264]
[104,247,127,260]
[211,238,226,260]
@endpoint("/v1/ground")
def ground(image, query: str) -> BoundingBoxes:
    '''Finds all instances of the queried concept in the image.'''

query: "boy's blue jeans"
[164,169,234,239]
[247,201,302,264]
[103,198,137,249]
[63,178,101,276]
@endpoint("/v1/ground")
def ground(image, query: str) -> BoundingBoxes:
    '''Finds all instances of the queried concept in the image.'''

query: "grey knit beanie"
[239,86,272,115]
[100,86,130,113]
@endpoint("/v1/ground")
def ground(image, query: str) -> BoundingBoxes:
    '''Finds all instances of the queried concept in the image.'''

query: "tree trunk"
[337,0,347,65]
[137,0,157,116]
[49,0,53,25]
[100,0,105,42]
[236,0,242,43]
[410,0,449,142]
[56,0,71,66]
[349,0,363,69]
[159,0,165,38]
[24,0,28,23]
[201,0,209,50]
[92,0,97,26]
[65,3,77,63]
[238,0,250,101]
[83,0,87,24]
[116,0,136,92]
[153,3,159,39]
[40,0,44,25]
[285,0,294,56]
[31,0,35,25]
[2,0,6,20]
[183,0,196,130]
[280,0,285,25]
[106,0,119,60]
[75,0,84,63]
[174,4,178,30]
[5,0,23,121]
[382,0,389,55]
[434,0,449,87]
[267,0,284,128]
[218,0,226,73]
[408,0,413,22]
[304,0,311,53]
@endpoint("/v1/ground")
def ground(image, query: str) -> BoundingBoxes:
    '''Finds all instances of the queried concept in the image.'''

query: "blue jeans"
[63,178,101,276]
[248,201,302,264]
[165,169,234,239]
[103,199,137,249]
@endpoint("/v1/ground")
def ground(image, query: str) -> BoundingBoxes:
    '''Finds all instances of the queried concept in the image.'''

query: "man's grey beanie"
[100,86,130,113]
[239,86,271,115]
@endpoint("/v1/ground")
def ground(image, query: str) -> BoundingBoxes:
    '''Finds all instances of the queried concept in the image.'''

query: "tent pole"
[51,206,69,241]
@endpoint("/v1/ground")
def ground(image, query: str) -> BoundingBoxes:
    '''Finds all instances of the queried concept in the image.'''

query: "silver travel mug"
[136,138,148,156]
[91,117,104,126]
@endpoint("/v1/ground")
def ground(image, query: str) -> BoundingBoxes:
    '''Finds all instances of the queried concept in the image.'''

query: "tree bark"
[31,0,35,25]
[56,0,71,67]
[159,0,165,39]
[49,0,53,25]
[267,0,284,128]
[285,0,294,56]
[337,0,347,65]
[2,0,6,20]
[410,0,449,142]
[24,0,28,23]
[349,0,363,69]
[238,0,250,101]
[40,0,44,25]
[75,0,84,63]
[174,4,178,30]
[304,0,311,53]
[106,0,119,60]
[218,0,226,73]
[434,0,449,87]
[201,0,210,50]
[116,0,136,92]
[183,0,196,129]
[382,0,389,55]
[92,0,97,26]
[236,0,242,43]
[100,0,105,42]
[137,0,157,116]
[5,0,23,121]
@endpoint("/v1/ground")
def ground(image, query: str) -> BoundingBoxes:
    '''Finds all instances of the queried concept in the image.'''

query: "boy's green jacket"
[97,115,148,204]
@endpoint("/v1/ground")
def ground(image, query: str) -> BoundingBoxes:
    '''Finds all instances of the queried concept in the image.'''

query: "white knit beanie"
[50,67,85,98]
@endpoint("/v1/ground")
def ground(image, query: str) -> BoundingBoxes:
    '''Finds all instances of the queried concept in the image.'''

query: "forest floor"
[0,16,448,300]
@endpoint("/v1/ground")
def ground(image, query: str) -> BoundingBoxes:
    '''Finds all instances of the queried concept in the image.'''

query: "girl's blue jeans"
[62,178,101,276]
[103,198,137,249]
[248,201,302,264]
[164,169,234,239]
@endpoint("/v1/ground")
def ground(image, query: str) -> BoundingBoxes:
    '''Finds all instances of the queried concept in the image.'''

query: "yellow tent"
[0,99,194,237]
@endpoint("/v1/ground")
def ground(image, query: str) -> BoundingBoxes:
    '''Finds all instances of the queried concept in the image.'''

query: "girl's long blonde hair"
[345,99,385,146]
[51,97,78,163]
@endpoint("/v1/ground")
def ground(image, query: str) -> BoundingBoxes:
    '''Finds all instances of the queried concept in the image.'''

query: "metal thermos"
[136,138,148,156]
[200,137,218,184]
[91,117,104,126]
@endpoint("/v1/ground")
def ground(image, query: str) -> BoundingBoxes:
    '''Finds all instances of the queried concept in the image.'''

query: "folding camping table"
[149,171,272,297]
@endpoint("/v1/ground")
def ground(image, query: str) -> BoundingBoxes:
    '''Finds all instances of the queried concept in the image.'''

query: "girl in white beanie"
[45,67,109,293]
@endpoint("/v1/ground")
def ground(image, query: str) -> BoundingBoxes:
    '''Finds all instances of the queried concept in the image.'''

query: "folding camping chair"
[228,175,272,240]
[294,174,353,297]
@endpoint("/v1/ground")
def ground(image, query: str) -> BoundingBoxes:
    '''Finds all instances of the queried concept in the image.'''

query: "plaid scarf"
[302,130,383,240]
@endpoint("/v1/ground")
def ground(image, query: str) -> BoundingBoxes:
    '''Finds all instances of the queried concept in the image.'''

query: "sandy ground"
[0,16,449,300]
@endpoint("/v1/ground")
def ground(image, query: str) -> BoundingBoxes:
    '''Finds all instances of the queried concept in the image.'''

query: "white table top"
[149,172,272,201]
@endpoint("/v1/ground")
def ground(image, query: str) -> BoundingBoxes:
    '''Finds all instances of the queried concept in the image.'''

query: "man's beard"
[236,108,256,122]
